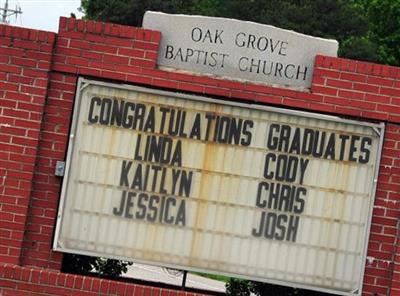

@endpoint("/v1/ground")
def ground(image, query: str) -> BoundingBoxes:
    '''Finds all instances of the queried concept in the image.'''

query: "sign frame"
[53,78,385,296]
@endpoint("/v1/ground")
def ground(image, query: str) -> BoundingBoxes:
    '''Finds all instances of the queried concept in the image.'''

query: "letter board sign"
[54,79,383,296]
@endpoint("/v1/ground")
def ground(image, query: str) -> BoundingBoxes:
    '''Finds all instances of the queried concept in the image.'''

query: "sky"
[1,0,83,32]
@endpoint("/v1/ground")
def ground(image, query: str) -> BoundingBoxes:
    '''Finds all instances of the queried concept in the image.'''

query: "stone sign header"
[143,11,338,89]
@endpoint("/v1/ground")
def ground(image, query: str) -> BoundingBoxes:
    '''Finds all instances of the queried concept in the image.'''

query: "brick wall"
[312,56,400,123]
[20,73,77,270]
[0,16,399,296]
[390,241,400,296]
[311,57,400,296]
[367,124,400,296]
[0,24,55,265]
[0,264,198,296]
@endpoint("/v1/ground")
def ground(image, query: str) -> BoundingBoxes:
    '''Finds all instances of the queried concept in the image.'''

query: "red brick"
[105,36,132,47]
[92,44,118,54]
[11,57,37,67]
[0,98,17,108]
[204,86,230,97]
[1,64,22,74]
[103,54,129,64]
[161,290,170,296]
[59,17,67,30]
[338,89,364,100]
[85,33,106,44]
[0,54,9,63]
[0,81,18,91]
[56,46,82,57]
[335,106,361,116]
[101,70,126,81]
[99,279,109,294]
[364,93,391,104]
[108,281,117,294]
[231,90,256,101]
[81,51,102,60]
[133,40,159,51]
[362,111,389,121]
[340,72,367,82]
[76,19,85,32]
[120,26,136,39]
[216,80,244,90]
[66,17,76,30]
[52,64,77,74]
[118,47,144,58]
[283,98,309,109]
[381,87,400,97]
[168,72,194,83]
[13,39,40,50]
[130,58,156,68]
[311,76,325,85]
[356,62,375,75]
[82,276,91,290]
[0,279,17,289]
[67,56,89,67]
[295,92,323,102]
[313,55,324,66]
[363,284,389,295]
[91,278,101,292]
[153,79,178,89]
[311,85,338,96]
[368,250,394,261]
[323,96,349,105]
[136,28,152,41]
[140,68,168,79]
[0,255,19,264]
[388,114,400,123]
[2,126,27,136]
[377,104,400,114]
[353,82,380,93]
[116,282,127,295]
[273,88,297,98]
[77,67,102,77]
[151,31,161,43]
[92,21,102,34]
[69,39,90,50]
[40,44,53,53]
[367,76,395,87]
[191,76,220,87]
[145,51,158,60]
[340,59,357,72]
[348,99,376,110]
[326,78,352,89]
[178,82,204,93]
[20,85,46,96]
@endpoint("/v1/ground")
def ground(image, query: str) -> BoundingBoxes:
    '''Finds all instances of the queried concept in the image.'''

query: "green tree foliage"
[79,0,400,65]
[80,0,368,40]
[197,0,367,40]
[62,254,132,279]
[365,0,400,66]
[80,0,195,26]
[226,278,336,295]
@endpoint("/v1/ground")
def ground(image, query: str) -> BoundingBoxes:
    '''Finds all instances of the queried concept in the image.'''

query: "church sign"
[54,79,383,296]
[143,11,339,89]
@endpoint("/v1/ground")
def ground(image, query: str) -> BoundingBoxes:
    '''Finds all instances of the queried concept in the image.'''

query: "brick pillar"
[0,25,55,265]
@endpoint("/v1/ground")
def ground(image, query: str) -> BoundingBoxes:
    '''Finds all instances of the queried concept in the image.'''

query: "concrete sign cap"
[143,11,338,90]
